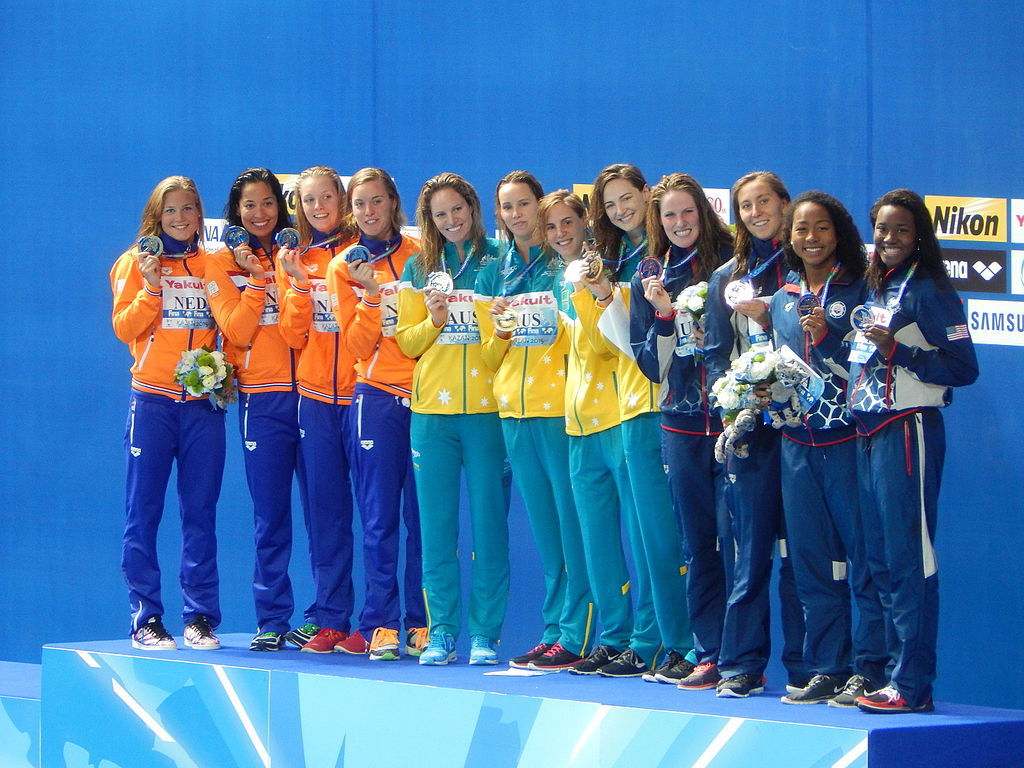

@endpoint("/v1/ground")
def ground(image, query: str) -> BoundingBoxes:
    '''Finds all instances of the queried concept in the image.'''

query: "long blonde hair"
[137,176,203,240]
[344,167,405,238]
[294,166,357,247]
[414,172,487,275]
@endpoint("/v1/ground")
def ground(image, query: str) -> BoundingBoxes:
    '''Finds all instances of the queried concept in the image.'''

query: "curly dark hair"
[866,188,949,291]
[782,190,866,281]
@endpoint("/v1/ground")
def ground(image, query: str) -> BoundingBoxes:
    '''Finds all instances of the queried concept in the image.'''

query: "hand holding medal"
[136,236,163,288]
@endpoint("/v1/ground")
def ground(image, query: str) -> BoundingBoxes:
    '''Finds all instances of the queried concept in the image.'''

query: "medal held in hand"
[850,304,875,332]
[637,255,663,280]
[137,235,163,257]
[426,271,454,295]
[724,279,754,308]
[274,228,300,249]
[223,225,249,250]
[494,306,518,333]
[796,293,820,317]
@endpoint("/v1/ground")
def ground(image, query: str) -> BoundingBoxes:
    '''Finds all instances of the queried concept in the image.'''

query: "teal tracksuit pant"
[621,412,694,664]
[411,412,510,641]
[503,416,595,655]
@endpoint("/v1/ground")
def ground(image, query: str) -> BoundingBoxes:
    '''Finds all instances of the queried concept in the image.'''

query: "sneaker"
[285,623,320,648]
[249,631,285,651]
[528,643,583,671]
[419,631,457,665]
[183,615,220,650]
[786,676,813,694]
[131,616,176,650]
[597,648,648,678]
[405,627,428,657]
[301,627,348,654]
[369,628,400,661]
[649,652,696,684]
[829,674,875,708]
[568,645,622,675]
[335,630,369,654]
[678,661,722,690]
[856,685,934,714]
[509,642,553,669]
[469,635,498,665]
[716,673,766,698]
[781,673,846,705]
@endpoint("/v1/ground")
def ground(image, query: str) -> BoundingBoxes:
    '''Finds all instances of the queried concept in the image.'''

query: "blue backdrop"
[1,1,1020,709]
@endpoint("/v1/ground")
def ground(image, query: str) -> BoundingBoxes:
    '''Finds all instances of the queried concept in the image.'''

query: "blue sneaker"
[419,631,456,665]
[469,635,498,665]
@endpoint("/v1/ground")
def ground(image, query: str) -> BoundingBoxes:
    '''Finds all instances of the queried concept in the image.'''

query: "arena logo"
[925,195,1006,243]
[942,248,1006,293]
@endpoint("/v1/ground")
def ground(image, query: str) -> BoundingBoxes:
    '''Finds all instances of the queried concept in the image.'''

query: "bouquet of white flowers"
[672,281,709,322]
[174,346,237,409]
[710,346,816,462]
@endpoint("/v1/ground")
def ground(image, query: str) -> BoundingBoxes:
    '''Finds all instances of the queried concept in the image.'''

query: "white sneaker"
[183,615,221,650]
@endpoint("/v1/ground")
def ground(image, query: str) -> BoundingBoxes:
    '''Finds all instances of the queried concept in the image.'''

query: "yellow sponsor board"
[573,183,594,212]
[276,173,300,220]
[926,195,1006,242]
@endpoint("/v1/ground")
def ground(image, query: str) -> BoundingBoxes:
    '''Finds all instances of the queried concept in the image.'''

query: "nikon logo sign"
[926,195,1006,243]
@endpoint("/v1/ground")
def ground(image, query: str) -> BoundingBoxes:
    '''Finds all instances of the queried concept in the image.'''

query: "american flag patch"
[946,324,970,341]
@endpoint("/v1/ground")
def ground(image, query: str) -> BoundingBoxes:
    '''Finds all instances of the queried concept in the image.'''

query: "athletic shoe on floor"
[648,652,696,684]
[419,631,457,665]
[301,628,348,654]
[184,615,220,650]
[249,631,285,651]
[285,623,320,648]
[405,627,428,657]
[786,676,813,694]
[469,635,498,665]
[369,627,400,661]
[568,645,622,675]
[716,673,766,698]
[781,673,846,705]
[829,674,875,708]
[528,643,583,671]
[509,642,553,669]
[131,616,176,650]
[335,630,369,654]
[856,685,934,714]
[678,661,722,690]
[597,648,648,678]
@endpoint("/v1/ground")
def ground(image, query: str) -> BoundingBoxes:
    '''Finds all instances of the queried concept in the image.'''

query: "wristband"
[655,309,676,321]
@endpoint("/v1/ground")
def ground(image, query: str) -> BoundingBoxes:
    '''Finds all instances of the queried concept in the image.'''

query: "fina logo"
[974,261,1003,281]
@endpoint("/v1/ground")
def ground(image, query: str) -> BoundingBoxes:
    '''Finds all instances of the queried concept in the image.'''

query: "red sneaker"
[856,685,935,713]
[301,628,349,654]
[335,630,370,654]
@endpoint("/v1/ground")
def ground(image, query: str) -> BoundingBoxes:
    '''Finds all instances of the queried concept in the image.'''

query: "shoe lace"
[841,674,870,695]
[371,627,399,648]
[427,631,451,650]
[541,642,566,657]
[141,618,171,640]
[189,616,214,638]
[876,685,901,703]
[694,661,716,673]
[407,627,428,647]
[471,635,492,651]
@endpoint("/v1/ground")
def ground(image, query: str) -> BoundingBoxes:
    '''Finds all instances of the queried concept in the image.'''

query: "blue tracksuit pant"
[663,427,730,665]
[857,410,943,707]
[351,384,426,634]
[719,423,809,683]
[297,395,355,630]
[782,436,887,682]
[239,390,314,635]
[123,391,225,632]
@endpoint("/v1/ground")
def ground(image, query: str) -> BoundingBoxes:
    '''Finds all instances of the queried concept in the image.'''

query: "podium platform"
[32,635,1024,767]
